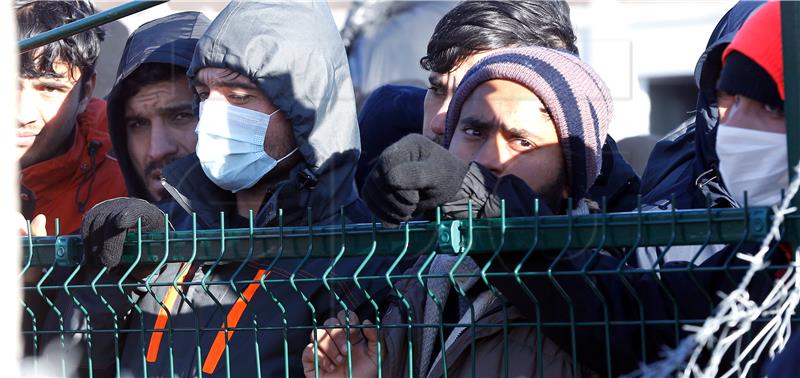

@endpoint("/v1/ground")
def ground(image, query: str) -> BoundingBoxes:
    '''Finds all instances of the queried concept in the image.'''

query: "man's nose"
[473,137,506,176]
[148,123,179,161]
[16,89,38,127]
[429,99,451,139]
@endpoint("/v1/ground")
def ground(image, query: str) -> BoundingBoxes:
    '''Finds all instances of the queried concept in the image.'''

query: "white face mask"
[715,124,789,207]
[195,100,297,193]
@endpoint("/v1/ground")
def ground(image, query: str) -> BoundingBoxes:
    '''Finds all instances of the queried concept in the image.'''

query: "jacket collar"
[161,154,317,229]
[20,98,111,208]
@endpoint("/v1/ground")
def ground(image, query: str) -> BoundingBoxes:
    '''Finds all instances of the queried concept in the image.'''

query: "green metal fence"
[15,0,800,377]
[18,206,795,377]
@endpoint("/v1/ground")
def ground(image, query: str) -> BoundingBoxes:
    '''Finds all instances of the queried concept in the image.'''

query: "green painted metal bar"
[18,0,168,53]
[782,1,800,248]
[783,1,800,185]
[21,208,770,267]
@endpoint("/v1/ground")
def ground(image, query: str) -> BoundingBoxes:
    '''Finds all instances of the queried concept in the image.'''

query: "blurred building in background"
[92,0,737,173]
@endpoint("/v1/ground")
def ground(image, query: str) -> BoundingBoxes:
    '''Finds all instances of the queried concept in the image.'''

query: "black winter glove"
[81,197,166,269]
[361,134,470,226]
[440,162,555,220]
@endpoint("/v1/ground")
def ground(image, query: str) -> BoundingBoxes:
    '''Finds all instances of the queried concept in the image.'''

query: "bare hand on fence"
[16,213,45,237]
[18,213,46,284]
[302,310,381,378]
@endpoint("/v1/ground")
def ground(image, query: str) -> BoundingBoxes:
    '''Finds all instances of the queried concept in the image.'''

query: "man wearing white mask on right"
[713,0,787,208]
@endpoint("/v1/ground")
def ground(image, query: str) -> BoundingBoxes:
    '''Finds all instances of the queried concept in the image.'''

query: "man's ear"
[76,73,97,114]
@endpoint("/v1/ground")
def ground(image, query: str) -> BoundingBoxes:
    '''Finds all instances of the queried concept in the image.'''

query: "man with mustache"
[105,11,210,206]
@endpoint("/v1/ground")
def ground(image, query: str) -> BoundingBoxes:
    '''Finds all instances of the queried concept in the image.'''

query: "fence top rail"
[17,0,168,53]
[20,207,774,267]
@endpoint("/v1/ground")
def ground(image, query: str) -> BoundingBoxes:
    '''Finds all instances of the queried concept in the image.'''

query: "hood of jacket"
[184,0,363,226]
[106,11,210,201]
[641,0,764,209]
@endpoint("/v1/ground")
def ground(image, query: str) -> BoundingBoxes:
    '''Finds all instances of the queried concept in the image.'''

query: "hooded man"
[72,1,391,376]
[640,0,766,210]
[36,11,208,375]
[106,11,210,205]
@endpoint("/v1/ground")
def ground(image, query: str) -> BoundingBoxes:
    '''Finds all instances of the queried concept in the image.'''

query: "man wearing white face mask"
[714,0,787,208]
[73,1,395,376]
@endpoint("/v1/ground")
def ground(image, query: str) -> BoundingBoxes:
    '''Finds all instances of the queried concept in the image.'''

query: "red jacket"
[20,97,128,235]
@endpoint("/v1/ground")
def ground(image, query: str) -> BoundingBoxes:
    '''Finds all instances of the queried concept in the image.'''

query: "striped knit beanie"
[443,46,613,200]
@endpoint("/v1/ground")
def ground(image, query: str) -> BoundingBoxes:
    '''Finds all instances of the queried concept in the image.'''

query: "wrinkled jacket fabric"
[382,255,593,378]
[20,97,127,235]
[44,3,394,377]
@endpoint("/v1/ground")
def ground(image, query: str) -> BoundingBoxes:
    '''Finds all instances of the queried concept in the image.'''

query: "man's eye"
[228,94,253,103]
[35,85,65,94]
[463,128,481,137]
[174,112,196,123]
[764,104,785,117]
[427,86,446,97]
[510,138,536,151]
[126,120,147,130]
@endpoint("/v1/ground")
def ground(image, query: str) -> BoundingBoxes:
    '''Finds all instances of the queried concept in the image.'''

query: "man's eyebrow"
[505,127,536,141]
[158,102,195,115]
[29,77,72,88]
[460,116,496,132]
[192,77,258,91]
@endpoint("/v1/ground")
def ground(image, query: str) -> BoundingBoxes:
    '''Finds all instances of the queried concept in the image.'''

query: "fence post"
[782,1,800,245]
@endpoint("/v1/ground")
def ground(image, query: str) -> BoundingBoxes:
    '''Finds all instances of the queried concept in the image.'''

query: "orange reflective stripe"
[146,263,191,363]
[202,269,270,375]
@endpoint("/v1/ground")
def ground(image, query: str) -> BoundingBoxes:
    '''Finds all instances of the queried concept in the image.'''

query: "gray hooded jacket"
[162,0,369,229]
[43,3,393,377]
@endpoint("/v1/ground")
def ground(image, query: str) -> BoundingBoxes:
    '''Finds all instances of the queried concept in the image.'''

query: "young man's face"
[16,60,93,169]
[193,68,297,161]
[422,52,492,144]
[124,75,197,201]
[448,79,568,212]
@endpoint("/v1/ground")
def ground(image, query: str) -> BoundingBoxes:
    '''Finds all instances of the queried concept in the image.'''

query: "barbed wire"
[626,162,800,378]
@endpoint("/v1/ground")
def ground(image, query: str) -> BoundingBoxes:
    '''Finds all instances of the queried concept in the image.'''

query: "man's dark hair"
[421,0,578,74]
[16,0,105,84]
[119,63,188,103]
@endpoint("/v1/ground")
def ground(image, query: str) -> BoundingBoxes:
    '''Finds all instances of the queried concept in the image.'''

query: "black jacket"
[640,1,765,210]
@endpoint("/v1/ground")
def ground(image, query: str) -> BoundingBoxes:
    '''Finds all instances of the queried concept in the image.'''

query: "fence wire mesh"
[18,204,796,377]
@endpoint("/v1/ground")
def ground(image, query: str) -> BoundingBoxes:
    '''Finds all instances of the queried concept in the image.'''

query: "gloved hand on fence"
[81,197,167,269]
[361,134,469,226]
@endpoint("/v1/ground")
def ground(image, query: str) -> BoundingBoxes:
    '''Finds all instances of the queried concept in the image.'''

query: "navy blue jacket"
[640,1,765,210]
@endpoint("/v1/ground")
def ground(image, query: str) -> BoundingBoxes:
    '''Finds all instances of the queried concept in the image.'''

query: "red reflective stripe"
[146,263,190,363]
[202,269,270,374]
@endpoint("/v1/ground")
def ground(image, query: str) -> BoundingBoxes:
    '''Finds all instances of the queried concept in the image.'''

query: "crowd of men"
[14,0,791,376]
